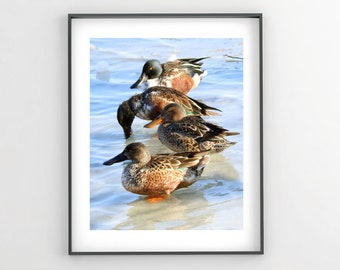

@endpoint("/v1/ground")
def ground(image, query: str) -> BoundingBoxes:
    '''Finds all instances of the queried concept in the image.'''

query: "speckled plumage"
[103,142,208,196]
[117,86,221,138]
[130,58,209,94]
[146,103,239,153]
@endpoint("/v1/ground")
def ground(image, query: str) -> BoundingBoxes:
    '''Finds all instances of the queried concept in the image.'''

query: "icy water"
[90,38,243,230]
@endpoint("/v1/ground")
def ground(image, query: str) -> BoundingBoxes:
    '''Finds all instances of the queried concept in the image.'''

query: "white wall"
[1,0,339,269]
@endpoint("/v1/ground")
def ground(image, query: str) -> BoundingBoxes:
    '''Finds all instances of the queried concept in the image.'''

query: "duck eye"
[149,67,153,71]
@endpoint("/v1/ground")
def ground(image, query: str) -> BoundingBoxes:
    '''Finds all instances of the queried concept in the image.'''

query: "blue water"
[90,38,243,230]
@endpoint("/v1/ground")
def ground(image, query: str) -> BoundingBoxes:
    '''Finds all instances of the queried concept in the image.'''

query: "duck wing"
[148,151,208,170]
[143,87,221,117]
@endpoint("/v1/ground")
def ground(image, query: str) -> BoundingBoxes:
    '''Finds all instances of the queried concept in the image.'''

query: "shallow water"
[90,38,243,230]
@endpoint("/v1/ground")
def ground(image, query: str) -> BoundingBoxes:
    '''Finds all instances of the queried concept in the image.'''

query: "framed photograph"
[69,13,263,254]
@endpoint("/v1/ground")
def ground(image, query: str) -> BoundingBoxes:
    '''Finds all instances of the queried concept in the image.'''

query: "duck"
[117,86,221,138]
[145,103,240,153]
[103,142,209,199]
[130,57,209,94]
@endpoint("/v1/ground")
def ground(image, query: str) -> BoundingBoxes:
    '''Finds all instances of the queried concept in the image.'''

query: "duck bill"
[225,131,240,137]
[103,152,128,166]
[130,73,147,89]
[144,115,164,128]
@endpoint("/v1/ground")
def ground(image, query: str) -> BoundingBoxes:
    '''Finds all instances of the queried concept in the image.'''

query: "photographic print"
[91,37,243,230]
[69,14,263,254]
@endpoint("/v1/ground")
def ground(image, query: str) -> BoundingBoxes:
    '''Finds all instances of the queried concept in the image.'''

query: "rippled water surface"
[90,38,243,230]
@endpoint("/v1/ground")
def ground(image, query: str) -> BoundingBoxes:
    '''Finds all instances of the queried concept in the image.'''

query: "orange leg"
[146,194,170,203]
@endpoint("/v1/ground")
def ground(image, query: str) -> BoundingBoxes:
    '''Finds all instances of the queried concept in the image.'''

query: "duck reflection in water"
[110,177,243,230]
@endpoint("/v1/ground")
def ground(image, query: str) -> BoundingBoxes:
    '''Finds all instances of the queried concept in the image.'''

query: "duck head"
[144,103,186,128]
[117,100,135,139]
[130,60,163,88]
[103,142,151,165]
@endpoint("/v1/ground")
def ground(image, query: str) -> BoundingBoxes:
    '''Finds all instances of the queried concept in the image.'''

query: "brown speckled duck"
[145,103,239,153]
[103,142,209,199]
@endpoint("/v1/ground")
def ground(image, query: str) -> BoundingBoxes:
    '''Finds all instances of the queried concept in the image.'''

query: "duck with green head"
[130,57,209,94]
[117,86,221,139]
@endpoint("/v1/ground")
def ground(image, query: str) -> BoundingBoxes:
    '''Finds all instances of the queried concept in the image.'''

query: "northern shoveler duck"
[117,86,221,138]
[145,103,240,153]
[130,57,209,94]
[103,142,209,199]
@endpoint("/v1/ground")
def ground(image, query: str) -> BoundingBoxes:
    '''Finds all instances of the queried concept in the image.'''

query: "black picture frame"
[68,13,263,255]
